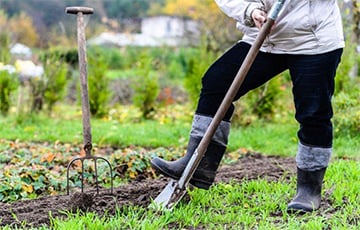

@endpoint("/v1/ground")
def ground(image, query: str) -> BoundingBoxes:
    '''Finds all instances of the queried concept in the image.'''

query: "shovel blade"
[151,179,187,210]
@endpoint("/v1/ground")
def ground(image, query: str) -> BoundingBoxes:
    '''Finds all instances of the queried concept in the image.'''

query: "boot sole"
[287,202,317,213]
[151,160,211,190]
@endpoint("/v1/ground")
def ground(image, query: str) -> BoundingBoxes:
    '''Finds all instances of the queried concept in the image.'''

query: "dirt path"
[0,153,297,228]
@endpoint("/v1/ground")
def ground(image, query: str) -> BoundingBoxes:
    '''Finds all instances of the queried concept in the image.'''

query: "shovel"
[151,0,286,209]
[65,6,113,195]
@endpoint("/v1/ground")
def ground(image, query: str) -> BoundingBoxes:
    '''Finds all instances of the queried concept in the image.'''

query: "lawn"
[0,104,358,158]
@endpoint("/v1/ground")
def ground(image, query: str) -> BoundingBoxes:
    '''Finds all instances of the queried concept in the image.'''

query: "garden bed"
[1,152,300,227]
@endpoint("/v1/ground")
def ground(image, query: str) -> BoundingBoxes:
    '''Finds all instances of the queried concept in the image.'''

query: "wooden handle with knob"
[65,6,94,15]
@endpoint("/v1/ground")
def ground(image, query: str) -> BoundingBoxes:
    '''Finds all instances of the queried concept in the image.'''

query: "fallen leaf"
[41,152,56,163]
[22,183,34,193]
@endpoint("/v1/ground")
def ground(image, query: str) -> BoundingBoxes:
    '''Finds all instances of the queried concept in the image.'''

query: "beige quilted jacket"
[215,0,345,54]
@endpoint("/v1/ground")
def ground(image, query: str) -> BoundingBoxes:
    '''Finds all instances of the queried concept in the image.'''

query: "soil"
[0,152,334,228]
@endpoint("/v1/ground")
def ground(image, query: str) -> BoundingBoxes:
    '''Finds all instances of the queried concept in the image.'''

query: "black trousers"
[195,41,343,148]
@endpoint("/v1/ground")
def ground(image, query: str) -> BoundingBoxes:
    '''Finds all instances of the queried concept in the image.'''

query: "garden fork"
[65,6,113,195]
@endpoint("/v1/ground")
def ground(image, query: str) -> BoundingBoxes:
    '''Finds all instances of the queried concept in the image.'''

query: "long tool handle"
[66,7,94,155]
[178,0,286,188]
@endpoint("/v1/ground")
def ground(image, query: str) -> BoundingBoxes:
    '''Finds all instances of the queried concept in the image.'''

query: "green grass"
[32,159,357,229]
[0,116,191,148]
[228,121,360,158]
[0,106,358,158]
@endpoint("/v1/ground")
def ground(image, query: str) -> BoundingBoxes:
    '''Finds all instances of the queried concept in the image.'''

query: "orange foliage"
[9,12,39,47]
[162,0,220,19]
[0,10,39,47]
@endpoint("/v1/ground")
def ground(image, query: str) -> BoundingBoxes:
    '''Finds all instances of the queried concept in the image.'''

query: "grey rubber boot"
[150,114,230,189]
[151,137,226,189]
[287,167,327,213]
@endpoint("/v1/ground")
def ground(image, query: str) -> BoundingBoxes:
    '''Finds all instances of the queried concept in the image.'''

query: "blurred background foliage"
[0,0,358,136]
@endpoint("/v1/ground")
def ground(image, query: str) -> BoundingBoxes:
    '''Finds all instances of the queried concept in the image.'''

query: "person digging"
[151,0,344,213]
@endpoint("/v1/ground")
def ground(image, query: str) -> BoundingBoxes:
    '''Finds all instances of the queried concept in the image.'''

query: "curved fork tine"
[66,156,114,195]
[93,156,114,194]
[67,157,84,195]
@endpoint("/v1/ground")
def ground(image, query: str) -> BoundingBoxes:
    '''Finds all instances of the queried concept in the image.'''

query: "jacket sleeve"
[214,0,265,27]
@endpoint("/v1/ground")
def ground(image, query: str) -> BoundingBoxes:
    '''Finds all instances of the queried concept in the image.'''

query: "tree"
[103,0,150,19]
[9,12,39,47]
[160,0,242,52]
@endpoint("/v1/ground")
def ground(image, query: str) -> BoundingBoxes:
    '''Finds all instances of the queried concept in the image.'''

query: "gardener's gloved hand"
[251,9,267,29]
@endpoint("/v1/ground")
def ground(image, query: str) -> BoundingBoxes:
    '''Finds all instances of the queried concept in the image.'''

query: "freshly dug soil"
[0,153,306,228]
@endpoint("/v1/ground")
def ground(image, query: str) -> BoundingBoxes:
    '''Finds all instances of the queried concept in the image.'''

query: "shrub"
[183,46,216,107]
[0,70,18,115]
[0,32,16,115]
[120,47,144,69]
[131,52,160,119]
[88,46,124,69]
[232,76,285,126]
[40,51,68,113]
[26,51,69,114]
[165,48,197,82]
[333,89,360,136]
[40,48,78,67]
[332,39,360,136]
[87,47,112,117]
[0,32,11,63]
[335,37,357,93]
[167,58,186,80]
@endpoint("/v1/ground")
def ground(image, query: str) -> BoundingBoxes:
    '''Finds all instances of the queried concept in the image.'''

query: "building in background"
[89,16,199,47]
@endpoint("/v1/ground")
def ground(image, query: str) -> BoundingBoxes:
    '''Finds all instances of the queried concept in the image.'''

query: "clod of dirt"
[68,192,94,212]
